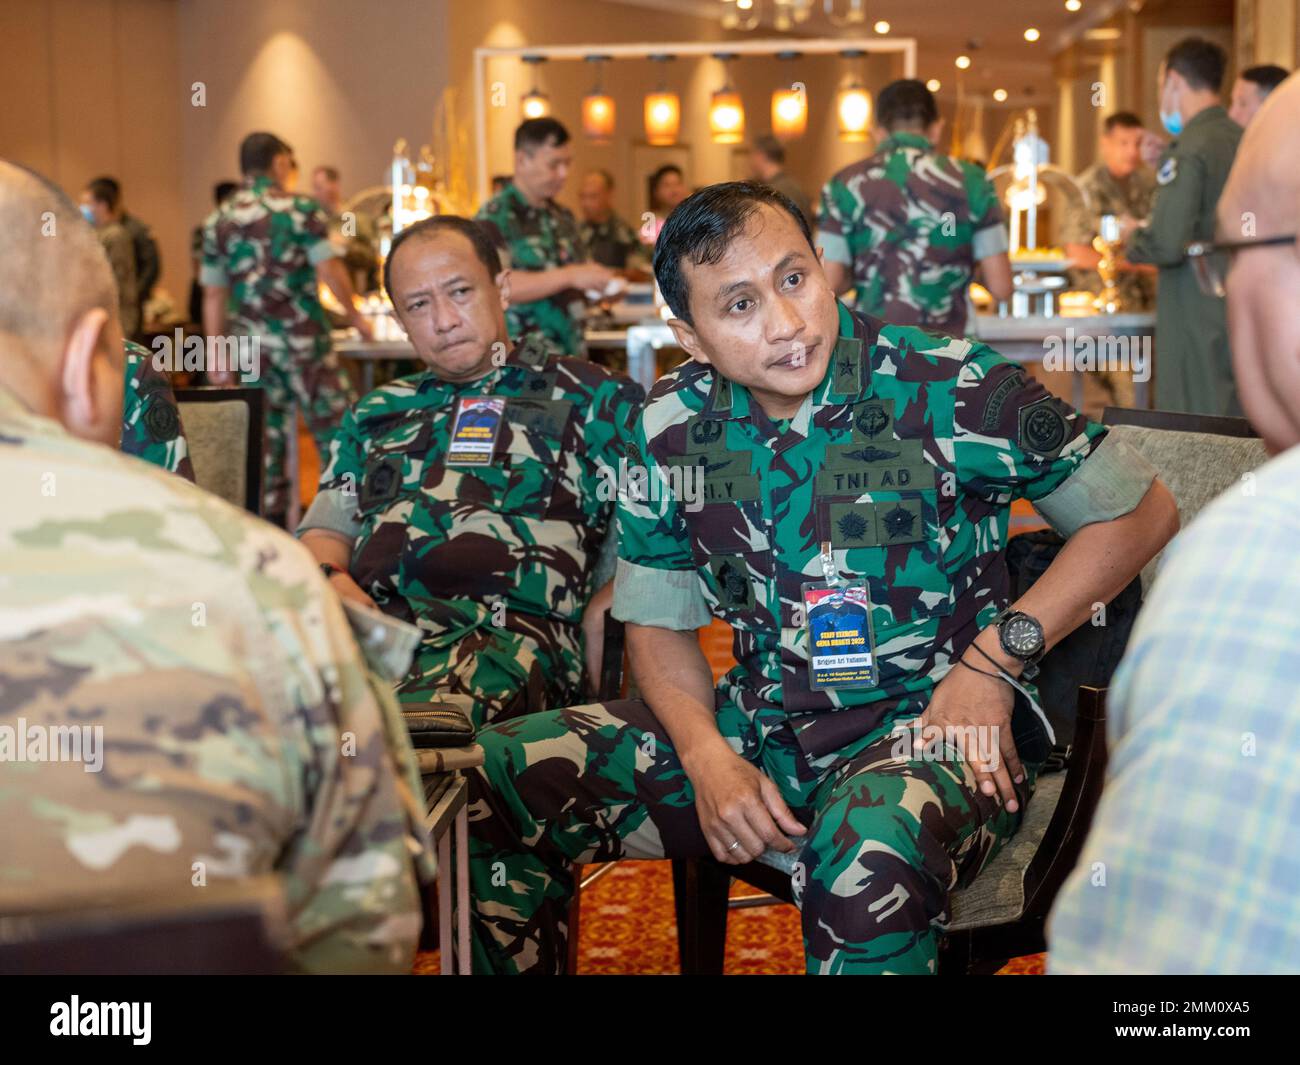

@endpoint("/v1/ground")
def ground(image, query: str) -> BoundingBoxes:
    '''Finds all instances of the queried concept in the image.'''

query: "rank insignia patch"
[1018,398,1069,459]
[708,555,755,610]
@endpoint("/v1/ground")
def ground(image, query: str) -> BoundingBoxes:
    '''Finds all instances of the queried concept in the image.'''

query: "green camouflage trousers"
[257,333,356,522]
[467,695,1047,974]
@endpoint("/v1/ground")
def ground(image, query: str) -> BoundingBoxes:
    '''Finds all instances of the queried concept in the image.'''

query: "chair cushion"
[178,399,250,510]
[752,772,1065,931]
[1106,425,1267,594]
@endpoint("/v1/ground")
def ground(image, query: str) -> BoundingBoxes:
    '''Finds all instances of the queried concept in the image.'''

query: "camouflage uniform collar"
[246,175,280,195]
[503,181,553,218]
[880,131,932,152]
[414,335,549,397]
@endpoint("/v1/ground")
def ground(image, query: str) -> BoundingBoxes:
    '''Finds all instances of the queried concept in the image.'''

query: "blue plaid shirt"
[1048,446,1300,973]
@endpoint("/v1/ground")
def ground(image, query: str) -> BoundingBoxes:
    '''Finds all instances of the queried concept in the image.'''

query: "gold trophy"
[1093,213,1122,314]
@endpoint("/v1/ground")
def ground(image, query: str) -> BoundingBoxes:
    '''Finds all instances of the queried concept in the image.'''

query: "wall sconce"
[771,51,807,140]
[710,53,745,144]
[582,55,615,141]
[521,55,550,119]
[836,51,871,142]
[644,54,681,146]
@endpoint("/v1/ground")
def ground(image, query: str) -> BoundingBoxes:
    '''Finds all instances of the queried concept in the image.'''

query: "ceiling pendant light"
[520,55,550,119]
[771,51,807,140]
[582,55,615,141]
[710,53,745,145]
[836,50,871,142]
[644,54,681,146]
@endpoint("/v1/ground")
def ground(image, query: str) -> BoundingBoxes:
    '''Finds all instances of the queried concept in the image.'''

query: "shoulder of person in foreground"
[120,340,196,482]
[0,434,429,974]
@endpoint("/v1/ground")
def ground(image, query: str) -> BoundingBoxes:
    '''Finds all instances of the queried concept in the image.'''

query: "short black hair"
[1165,37,1227,93]
[652,181,815,326]
[214,180,239,206]
[648,164,684,210]
[753,134,785,165]
[876,78,939,131]
[383,215,503,304]
[515,118,569,153]
[86,177,120,210]
[1103,111,1143,132]
[240,131,292,176]
[1241,64,1289,95]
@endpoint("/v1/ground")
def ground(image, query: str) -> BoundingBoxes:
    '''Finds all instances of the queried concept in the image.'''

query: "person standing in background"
[80,178,139,340]
[817,78,1012,337]
[1124,38,1242,416]
[1228,64,1289,128]
[476,118,612,357]
[312,164,379,295]
[189,180,239,327]
[201,131,372,526]
[91,177,161,332]
[748,134,812,230]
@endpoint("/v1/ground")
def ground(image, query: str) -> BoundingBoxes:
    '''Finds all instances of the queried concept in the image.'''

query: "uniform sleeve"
[1127,150,1204,267]
[302,199,342,267]
[966,163,1008,261]
[120,344,196,483]
[199,211,228,287]
[815,177,855,266]
[612,412,712,630]
[297,402,367,540]
[1059,177,1095,247]
[581,374,645,536]
[475,203,513,270]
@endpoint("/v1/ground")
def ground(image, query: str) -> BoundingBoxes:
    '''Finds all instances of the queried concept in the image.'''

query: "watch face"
[1003,615,1043,656]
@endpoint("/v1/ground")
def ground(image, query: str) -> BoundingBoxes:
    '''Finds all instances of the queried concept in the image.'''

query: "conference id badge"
[802,580,879,691]
[445,396,506,466]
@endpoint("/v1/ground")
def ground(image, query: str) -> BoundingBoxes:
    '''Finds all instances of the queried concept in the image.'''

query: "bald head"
[0,160,124,443]
[1216,72,1300,453]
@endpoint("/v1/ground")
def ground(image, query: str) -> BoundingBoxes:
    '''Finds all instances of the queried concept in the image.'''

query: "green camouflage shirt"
[120,340,195,481]
[614,301,1124,772]
[0,384,432,973]
[579,212,648,270]
[817,132,1006,337]
[1060,160,1157,309]
[199,176,339,346]
[299,336,644,712]
[477,182,589,356]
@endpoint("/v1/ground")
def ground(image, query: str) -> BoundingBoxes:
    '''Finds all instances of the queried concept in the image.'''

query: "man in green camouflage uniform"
[466,183,1178,974]
[0,160,432,974]
[200,131,373,525]
[120,339,195,480]
[817,79,1012,338]
[299,216,643,726]
[577,169,650,272]
[476,118,615,358]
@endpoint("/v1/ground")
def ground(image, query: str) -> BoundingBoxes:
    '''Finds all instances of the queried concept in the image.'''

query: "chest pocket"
[816,457,953,633]
[453,398,572,519]
[358,419,434,517]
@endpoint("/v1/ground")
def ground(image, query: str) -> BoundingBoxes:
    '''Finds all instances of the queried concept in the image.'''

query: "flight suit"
[200,176,358,522]
[467,301,1158,974]
[120,340,195,481]
[477,182,590,357]
[817,131,1007,337]
[1126,105,1242,416]
[297,335,644,726]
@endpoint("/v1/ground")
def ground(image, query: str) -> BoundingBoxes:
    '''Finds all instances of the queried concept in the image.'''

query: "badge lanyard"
[802,540,879,691]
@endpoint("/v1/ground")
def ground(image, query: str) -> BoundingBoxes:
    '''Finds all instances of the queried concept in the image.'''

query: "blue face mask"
[79,204,95,223]
[1160,109,1183,137]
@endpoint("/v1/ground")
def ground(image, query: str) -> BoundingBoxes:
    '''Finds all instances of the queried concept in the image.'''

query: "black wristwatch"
[993,607,1045,679]
[320,562,345,581]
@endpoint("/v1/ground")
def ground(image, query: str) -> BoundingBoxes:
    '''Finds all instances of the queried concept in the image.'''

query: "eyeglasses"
[1186,234,1297,297]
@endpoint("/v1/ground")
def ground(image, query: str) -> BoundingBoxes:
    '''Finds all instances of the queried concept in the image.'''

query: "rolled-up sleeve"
[1032,431,1157,536]
[297,403,365,541]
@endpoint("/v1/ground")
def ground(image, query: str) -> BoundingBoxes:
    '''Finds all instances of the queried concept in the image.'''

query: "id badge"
[446,396,506,466]
[802,580,879,690]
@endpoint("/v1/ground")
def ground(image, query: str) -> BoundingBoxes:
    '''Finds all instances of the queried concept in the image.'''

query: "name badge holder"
[802,540,880,691]
[446,396,506,466]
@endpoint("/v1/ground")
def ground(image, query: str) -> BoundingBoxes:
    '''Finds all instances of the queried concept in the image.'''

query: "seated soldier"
[298,216,644,726]
[466,181,1180,975]
[0,161,432,974]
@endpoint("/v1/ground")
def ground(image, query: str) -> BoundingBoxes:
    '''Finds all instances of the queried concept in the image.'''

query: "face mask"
[79,204,95,223]
[1160,109,1183,137]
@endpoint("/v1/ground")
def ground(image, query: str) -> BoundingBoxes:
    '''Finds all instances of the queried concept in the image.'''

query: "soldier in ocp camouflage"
[120,339,195,481]
[200,161,359,522]
[817,81,1007,338]
[466,184,1169,974]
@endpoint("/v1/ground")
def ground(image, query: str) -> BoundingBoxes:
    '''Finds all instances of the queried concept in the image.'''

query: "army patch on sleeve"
[1018,397,1070,460]
[1157,157,1178,186]
[707,554,755,611]
[979,370,1026,434]
[359,456,404,510]
[142,396,180,443]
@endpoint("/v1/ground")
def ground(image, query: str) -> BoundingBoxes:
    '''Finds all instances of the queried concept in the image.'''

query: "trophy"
[1093,213,1122,314]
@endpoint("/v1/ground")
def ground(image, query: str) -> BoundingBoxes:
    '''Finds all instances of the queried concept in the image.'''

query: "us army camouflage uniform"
[120,340,195,481]
[817,132,1007,337]
[579,212,648,272]
[200,176,358,521]
[477,182,590,357]
[468,301,1156,974]
[1126,106,1242,416]
[1061,161,1156,311]
[298,335,644,726]
[0,383,433,974]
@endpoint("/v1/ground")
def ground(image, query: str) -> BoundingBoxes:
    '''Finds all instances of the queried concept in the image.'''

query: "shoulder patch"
[1157,157,1178,186]
[1018,397,1069,460]
[980,370,1026,434]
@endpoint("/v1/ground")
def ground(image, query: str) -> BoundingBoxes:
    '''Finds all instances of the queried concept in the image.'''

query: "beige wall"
[0,0,184,302]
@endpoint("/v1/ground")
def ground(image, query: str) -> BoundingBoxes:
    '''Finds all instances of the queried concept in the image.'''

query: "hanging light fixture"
[520,55,550,119]
[582,55,615,141]
[709,53,745,144]
[836,50,872,142]
[644,54,681,146]
[771,51,807,140]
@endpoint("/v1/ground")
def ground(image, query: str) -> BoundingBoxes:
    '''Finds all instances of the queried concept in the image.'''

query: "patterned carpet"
[414,859,1045,975]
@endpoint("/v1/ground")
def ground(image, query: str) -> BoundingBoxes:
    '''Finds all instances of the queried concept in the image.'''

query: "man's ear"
[496,268,511,310]
[667,317,710,366]
[60,306,119,444]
